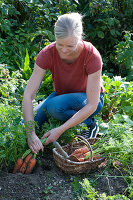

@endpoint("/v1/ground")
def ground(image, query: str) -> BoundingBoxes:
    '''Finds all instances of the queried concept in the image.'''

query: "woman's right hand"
[27,133,44,154]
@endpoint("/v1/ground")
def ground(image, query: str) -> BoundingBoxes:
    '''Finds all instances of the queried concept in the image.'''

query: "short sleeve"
[85,45,103,74]
[35,45,52,70]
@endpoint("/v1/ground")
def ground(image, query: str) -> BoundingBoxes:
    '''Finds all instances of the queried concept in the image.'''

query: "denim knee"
[46,99,66,120]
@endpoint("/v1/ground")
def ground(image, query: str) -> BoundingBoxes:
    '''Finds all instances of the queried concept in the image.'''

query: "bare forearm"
[59,104,97,134]
[22,96,35,133]
[22,96,34,120]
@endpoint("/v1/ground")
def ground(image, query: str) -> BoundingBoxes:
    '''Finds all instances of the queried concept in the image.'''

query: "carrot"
[72,146,89,156]
[20,138,46,174]
[25,154,37,174]
[19,153,33,174]
[13,138,47,174]
[76,152,90,162]
[13,149,32,174]
[13,158,23,173]
[77,152,89,158]
[71,152,83,158]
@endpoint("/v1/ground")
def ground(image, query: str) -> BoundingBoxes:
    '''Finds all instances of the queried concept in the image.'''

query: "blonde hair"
[54,13,83,40]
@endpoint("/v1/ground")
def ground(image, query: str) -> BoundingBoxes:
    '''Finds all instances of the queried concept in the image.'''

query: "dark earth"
[0,147,129,200]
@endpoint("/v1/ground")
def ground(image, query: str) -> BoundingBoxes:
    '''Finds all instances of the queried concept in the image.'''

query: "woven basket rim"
[52,136,106,174]
[53,147,105,165]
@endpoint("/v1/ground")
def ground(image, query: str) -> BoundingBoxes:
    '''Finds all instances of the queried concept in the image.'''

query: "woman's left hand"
[41,127,63,145]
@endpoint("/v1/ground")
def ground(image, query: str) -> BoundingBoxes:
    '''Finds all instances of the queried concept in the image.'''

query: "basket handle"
[53,141,69,159]
[72,135,93,161]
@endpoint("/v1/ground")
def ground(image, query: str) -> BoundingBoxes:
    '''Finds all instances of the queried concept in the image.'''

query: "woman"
[22,13,104,154]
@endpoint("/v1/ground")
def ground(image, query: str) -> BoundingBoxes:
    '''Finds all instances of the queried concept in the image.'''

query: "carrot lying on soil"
[13,158,23,173]
[19,153,33,173]
[25,154,37,174]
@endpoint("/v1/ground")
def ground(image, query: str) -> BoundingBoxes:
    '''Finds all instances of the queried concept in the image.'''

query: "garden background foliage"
[0,0,133,199]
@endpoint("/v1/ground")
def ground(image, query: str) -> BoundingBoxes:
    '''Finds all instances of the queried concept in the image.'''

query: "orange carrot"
[20,153,33,173]
[76,152,90,162]
[13,138,47,174]
[13,158,23,173]
[71,152,83,158]
[25,155,37,174]
[72,146,89,156]
[78,152,89,158]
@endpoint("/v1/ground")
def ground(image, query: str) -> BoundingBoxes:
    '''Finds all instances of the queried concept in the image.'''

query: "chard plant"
[101,75,133,121]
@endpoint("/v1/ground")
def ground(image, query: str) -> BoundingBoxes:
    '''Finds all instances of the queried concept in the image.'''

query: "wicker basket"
[53,135,105,174]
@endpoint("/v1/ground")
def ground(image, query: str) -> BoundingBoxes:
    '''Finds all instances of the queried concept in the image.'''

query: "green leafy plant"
[0,66,27,170]
[0,104,27,171]
[72,0,132,77]
[38,114,86,146]
[115,31,133,80]
[101,75,133,121]
[0,0,76,72]
[15,48,32,80]
[0,64,27,104]
[43,185,55,199]
[78,178,130,200]
[95,117,133,168]
[92,116,132,199]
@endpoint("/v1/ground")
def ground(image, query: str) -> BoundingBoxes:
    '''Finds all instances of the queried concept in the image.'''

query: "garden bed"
[0,66,132,199]
[0,148,129,200]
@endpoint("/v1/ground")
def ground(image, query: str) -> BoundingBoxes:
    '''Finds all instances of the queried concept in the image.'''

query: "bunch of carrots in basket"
[13,138,47,174]
[71,146,101,162]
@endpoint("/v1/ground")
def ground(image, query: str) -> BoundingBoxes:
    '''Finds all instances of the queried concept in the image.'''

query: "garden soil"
[0,147,128,200]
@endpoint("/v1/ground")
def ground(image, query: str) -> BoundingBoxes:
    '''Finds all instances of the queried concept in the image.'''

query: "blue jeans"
[34,92,104,127]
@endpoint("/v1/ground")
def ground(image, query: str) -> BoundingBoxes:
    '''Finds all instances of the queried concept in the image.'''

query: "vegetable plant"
[101,75,133,121]
[115,31,133,81]
[78,178,131,200]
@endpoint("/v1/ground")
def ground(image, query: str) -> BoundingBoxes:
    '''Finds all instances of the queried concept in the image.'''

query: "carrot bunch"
[71,146,101,162]
[71,146,90,162]
[13,138,47,174]
[76,152,91,162]
[70,146,101,162]
[72,146,89,156]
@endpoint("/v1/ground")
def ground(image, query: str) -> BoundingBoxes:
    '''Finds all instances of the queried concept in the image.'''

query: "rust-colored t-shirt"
[35,41,103,95]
